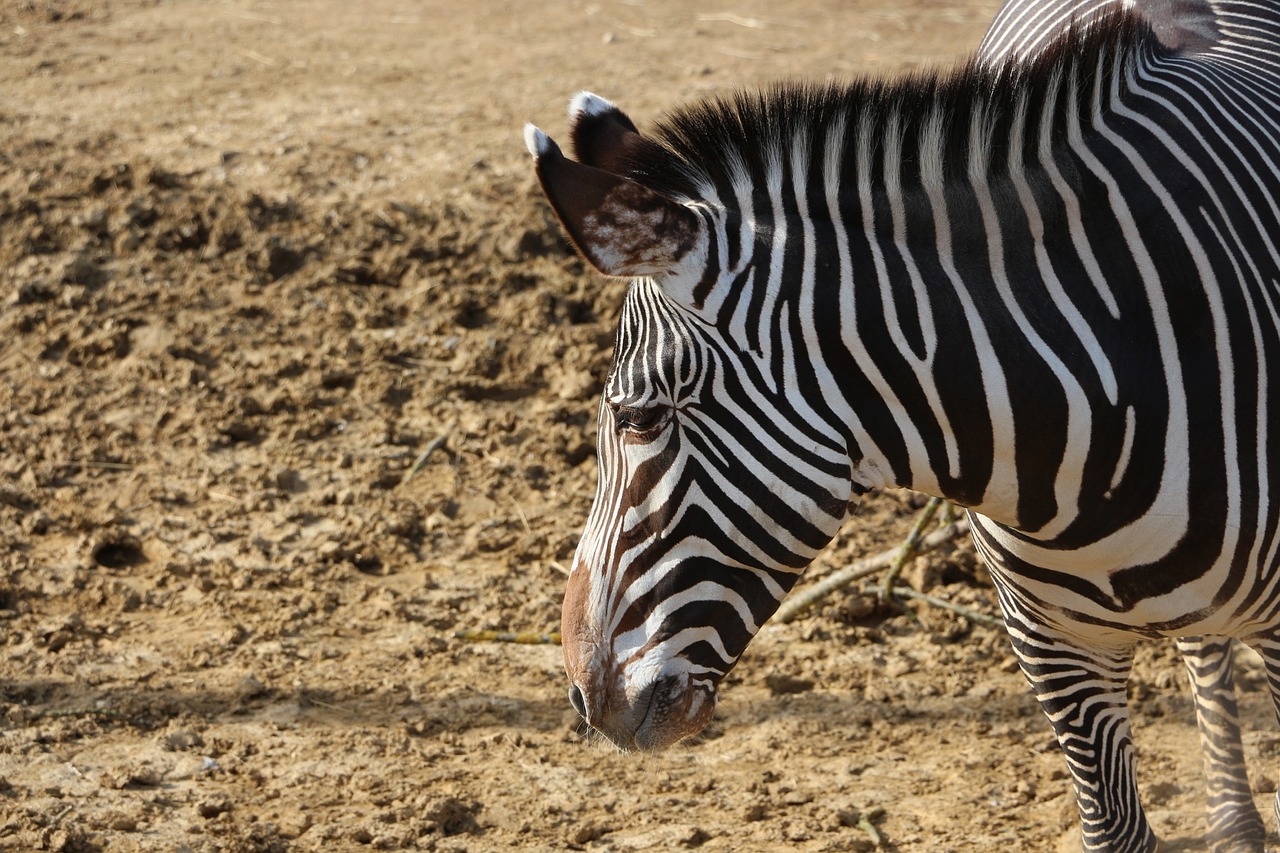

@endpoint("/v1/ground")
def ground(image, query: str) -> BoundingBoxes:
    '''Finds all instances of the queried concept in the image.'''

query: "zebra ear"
[524,123,703,278]
[568,92,644,175]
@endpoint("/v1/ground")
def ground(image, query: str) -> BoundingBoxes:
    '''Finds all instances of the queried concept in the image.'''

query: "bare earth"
[2,1,1279,851]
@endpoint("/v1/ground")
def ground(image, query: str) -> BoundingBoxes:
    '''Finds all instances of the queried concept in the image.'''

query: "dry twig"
[892,587,1004,630]
[403,421,455,485]
[697,12,767,28]
[879,496,944,602]
[858,806,886,847]
[773,512,971,624]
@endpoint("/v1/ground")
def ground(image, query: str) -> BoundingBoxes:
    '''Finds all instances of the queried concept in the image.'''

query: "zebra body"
[526,1,1280,850]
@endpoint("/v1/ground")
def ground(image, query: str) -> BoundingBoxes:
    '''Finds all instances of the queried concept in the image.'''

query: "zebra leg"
[1005,619,1156,852]
[1175,636,1265,853]
[1247,637,1280,839]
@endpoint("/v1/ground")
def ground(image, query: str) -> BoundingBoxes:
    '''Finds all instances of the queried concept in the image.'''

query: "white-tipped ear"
[569,91,617,121]
[524,123,550,158]
[566,92,643,174]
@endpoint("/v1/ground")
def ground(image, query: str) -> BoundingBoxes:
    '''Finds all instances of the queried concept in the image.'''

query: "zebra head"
[526,93,858,751]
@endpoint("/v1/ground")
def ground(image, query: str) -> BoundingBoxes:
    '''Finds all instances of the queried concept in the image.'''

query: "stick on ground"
[879,496,944,602]
[772,514,972,624]
[892,586,1004,630]
[403,421,456,485]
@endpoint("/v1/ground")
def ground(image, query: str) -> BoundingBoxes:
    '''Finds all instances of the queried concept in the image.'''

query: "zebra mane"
[618,8,1156,207]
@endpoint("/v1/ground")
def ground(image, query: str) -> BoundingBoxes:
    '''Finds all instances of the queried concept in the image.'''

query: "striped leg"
[1176,636,1265,853]
[1004,614,1155,852]
[1248,637,1280,839]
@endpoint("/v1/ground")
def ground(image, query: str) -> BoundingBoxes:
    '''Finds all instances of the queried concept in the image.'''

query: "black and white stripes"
[528,1,1280,850]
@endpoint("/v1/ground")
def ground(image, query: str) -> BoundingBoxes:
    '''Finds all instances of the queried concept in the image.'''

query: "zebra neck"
[635,13,1161,534]
[817,44,1157,534]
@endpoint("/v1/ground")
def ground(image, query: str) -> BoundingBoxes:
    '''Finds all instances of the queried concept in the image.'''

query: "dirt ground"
[3,1,1280,851]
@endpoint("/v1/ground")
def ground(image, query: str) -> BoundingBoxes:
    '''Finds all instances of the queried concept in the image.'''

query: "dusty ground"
[2,0,1279,851]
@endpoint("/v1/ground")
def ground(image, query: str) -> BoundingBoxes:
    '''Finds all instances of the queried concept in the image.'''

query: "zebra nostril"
[568,684,587,720]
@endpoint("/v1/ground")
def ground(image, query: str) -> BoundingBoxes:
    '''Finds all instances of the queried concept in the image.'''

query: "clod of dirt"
[765,673,815,695]
[104,763,164,790]
[570,822,615,845]
[37,614,89,653]
[160,729,205,752]
[274,469,308,493]
[197,794,232,819]
[237,675,270,701]
[423,796,481,836]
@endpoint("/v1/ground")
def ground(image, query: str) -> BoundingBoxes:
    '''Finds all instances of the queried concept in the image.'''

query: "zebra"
[524,1,1280,851]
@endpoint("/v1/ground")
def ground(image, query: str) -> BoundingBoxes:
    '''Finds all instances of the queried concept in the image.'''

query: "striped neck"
[632,9,1174,541]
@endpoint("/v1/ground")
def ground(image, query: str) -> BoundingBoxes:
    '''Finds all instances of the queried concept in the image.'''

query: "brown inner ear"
[535,148,635,272]
[535,144,700,278]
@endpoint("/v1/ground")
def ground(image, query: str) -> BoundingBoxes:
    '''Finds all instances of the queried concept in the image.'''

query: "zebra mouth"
[631,676,716,752]
[631,679,665,751]
[567,666,719,752]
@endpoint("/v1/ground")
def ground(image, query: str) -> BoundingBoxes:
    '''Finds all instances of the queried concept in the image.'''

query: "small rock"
[835,806,862,828]
[883,656,916,678]
[105,763,163,789]
[1011,779,1036,804]
[614,824,710,849]
[237,394,265,416]
[22,511,51,535]
[277,812,312,839]
[781,789,814,807]
[785,821,813,842]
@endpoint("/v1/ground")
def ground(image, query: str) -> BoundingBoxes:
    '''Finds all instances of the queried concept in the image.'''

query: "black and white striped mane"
[601,9,1156,206]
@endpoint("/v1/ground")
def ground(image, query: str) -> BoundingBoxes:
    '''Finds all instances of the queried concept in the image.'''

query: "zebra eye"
[614,405,665,435]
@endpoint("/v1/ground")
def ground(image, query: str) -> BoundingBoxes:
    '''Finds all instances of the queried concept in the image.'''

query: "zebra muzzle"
[569,671,716,752]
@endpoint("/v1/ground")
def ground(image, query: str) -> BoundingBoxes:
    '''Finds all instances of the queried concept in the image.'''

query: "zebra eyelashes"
[612,404,669,437]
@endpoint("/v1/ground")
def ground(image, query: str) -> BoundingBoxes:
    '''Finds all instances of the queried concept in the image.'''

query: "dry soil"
[2,1,1279,851]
